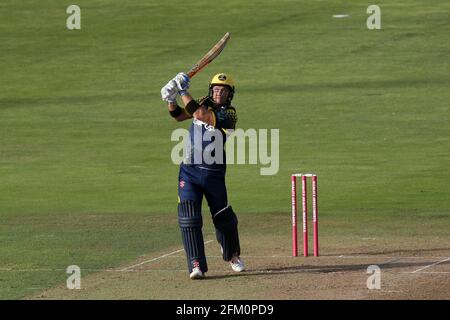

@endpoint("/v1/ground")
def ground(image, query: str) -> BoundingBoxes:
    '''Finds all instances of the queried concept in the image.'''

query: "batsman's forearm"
[180,92,201,116]
[167,102,178,111]
[167,102,191,121]
[180,93,193,107]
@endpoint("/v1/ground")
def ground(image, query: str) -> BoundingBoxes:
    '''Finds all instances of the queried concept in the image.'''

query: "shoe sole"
[231,264,245,272]
[190,273,205,279]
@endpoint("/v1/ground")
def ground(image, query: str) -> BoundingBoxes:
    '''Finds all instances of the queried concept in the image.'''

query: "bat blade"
[187,32,230,79]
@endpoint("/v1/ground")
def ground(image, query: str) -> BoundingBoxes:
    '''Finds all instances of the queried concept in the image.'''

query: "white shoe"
[230,256,245,272]
[189,267,205,279]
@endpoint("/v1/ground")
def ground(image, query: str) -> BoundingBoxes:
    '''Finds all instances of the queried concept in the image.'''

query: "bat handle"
[187,69,197,79]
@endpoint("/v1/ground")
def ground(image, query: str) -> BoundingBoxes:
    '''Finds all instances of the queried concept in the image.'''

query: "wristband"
[169,105,183,118]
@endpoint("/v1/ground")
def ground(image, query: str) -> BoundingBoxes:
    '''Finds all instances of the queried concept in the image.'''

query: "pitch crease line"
[119,240,214,272]
[411,256,450,274]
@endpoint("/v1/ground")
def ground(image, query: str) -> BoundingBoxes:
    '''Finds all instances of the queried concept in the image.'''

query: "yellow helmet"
[209,73,235,102]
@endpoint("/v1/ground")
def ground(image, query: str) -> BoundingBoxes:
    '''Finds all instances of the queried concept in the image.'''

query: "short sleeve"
[196,96,215,108]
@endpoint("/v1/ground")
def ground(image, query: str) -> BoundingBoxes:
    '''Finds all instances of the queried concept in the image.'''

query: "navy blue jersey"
[182,96,237,171]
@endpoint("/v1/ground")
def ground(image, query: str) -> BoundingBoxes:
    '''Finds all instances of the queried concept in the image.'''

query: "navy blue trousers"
[178,164,228,215]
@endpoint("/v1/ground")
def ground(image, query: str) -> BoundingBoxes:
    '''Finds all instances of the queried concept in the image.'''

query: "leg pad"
[213,206,241,261]
[178,200,207,273]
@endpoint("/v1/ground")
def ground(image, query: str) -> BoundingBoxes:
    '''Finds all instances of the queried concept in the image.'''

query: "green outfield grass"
[1,0,449,299]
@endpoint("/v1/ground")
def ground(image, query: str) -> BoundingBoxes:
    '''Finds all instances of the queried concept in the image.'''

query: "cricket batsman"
[161,72,245,279]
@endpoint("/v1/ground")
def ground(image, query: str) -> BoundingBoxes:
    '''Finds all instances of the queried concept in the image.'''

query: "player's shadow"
[204,259,450,280]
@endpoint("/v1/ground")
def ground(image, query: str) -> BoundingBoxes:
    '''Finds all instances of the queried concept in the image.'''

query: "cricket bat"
[186,32,231,79]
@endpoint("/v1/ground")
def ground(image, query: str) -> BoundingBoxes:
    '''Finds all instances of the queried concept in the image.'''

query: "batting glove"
[161,79,178,103]
[174,72,190,92]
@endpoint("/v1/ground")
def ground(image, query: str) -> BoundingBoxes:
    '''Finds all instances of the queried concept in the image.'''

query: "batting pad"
[213,206,241,261]
[178,200,208,273]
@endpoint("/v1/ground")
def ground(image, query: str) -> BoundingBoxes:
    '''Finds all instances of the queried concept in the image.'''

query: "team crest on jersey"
[179,180,185,188]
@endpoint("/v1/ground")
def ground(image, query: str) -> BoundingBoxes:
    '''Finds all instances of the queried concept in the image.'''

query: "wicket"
[291,173,319,257]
